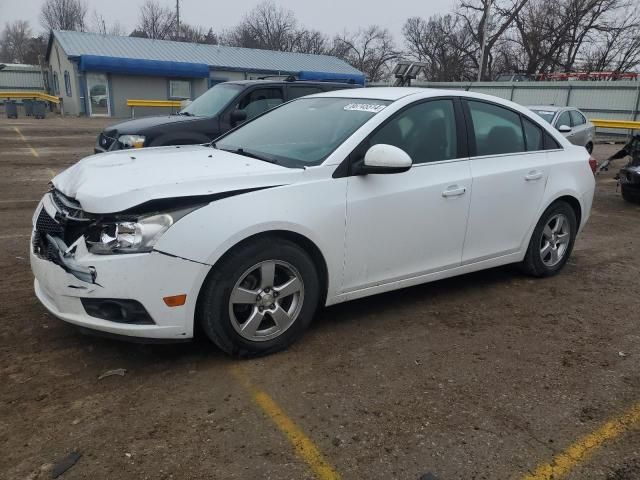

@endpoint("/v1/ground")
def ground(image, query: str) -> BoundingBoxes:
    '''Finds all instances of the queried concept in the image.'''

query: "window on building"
[52,72,60,95]
[169,80,191,99]
[64,71,72,97]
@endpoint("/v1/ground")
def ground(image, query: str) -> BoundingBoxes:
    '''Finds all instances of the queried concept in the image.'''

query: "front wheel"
[198,239,320,357]
[521,201,577,277]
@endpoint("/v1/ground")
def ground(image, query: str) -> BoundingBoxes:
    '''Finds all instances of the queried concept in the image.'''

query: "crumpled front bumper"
[30,222,209,340]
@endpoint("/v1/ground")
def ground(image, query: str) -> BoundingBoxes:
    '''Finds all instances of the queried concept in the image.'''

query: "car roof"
[226,79,358,88]
[527,105,569,112]
[309,87,452,101]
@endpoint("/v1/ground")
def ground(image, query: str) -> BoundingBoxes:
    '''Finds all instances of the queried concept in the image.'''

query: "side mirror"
[230,109,247,125]
[558,124,571,133]
[355,144,412,175]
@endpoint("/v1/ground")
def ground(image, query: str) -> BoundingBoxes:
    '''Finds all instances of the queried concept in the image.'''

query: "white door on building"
[86,73,110,116]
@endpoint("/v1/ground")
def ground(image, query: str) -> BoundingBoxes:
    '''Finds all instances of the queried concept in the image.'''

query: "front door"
[86,73,110,117]
[461,100,549,263]
[342,99,472,293]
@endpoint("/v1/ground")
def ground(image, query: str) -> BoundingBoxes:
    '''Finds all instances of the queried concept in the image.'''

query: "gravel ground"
[0,116,638,480]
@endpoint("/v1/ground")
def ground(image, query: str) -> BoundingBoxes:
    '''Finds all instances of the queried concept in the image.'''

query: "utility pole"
[478,0,492,82]
[176,0,181,40]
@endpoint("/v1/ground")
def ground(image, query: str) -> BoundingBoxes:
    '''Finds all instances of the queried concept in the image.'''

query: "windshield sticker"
[344,103,387,113]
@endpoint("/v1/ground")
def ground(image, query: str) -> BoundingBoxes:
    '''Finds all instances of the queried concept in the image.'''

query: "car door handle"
[525,170,543,181]
[442,185,467,197]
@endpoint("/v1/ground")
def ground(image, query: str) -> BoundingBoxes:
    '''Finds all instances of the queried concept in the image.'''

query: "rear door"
[461,100,550,263]
[342,98,472,292]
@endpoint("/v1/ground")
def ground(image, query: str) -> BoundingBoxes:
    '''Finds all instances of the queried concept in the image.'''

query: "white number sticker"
[343,103,386,113]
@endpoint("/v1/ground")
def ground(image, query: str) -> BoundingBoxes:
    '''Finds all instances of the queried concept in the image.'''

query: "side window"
[237,88,284,120]
[369,99,458,164]
[467,100,525,156]
[169,79,191,99]
[570,110,586,126]
[64,71,72,97]
[522,117,543,151]
[288,86,323,100]
[556,111,572,129]
[543,131,561,150]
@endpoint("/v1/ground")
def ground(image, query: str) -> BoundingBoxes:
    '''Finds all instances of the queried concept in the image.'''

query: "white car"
[31,88,596,356]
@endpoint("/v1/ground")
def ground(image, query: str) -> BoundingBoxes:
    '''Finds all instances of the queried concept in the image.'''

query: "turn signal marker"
[163,294,187,307]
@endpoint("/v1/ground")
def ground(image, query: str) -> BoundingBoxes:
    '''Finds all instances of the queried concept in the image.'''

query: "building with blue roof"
[46,30,364,117]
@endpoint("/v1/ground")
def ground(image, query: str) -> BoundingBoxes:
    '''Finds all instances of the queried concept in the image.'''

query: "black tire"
[521,201,577,278]
[197,238,320,357]
[621,184,640,204]
[585,142,593,154]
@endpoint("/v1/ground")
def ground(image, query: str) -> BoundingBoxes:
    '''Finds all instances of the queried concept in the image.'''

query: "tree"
[91,11,125,36]
[135,0,176,40]
[457,0,531,80]
[40,0,87,32]
[221,1,298,51]
[331,26,400,82]
[403,15,477,81]
[0,21,32,63]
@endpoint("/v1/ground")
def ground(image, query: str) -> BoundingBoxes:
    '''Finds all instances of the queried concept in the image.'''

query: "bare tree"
[135,0,176,40]
[175,24,218,44]
[40,0,87,32]
[457,0,531,80]
[92,11,124,36]
[581,10,640,72]
[0,20,32,63]
[221,1,298,51]
[403,15,477,81]
[331,26,400,81]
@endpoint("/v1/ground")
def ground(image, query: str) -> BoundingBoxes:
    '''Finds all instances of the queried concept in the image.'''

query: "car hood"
[53,145,301,214]
[105,114,201,134]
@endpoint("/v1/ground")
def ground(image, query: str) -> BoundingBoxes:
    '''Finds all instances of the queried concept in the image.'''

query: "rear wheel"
[521,201,577,277]
[198,239,320,357]
[621,184,640,204]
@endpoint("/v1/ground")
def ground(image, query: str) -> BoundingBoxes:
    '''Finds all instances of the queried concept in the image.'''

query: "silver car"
[528,106,595,153]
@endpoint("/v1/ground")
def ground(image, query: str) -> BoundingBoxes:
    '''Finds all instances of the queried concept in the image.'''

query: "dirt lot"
[1,115,639,480]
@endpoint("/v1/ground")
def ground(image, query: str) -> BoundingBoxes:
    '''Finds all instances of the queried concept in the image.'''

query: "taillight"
[589,157,598,174]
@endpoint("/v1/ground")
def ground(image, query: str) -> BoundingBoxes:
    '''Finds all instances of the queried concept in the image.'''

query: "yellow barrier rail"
[590,118,640,130]
[0,91,60,104]
[126,99,183,118]
[126,99,182,108]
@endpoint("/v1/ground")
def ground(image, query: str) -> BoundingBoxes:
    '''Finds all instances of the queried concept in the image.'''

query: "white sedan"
[31,88,596,356]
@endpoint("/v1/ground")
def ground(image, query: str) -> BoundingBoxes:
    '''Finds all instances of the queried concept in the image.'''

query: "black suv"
[95,79,359,153]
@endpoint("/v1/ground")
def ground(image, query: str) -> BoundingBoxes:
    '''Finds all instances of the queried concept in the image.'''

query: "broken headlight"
[87,207,198,254]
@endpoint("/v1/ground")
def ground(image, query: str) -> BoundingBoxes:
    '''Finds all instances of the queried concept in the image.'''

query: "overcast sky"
[0,0,456,41]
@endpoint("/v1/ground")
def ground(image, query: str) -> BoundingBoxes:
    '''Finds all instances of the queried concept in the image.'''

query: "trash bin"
[33,100,47,119]
[23,99,34,116]
[5,100,18,119]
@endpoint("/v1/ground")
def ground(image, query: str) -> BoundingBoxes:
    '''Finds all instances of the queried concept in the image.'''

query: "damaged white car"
[31,88,595,357]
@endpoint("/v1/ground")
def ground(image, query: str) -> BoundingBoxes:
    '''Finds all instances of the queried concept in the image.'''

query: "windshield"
[530,109,557,124]
[180,83,243,117]
[216,97,391,168]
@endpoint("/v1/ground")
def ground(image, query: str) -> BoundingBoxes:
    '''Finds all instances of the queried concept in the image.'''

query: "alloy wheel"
[228,260,305,341]
[539,213,571,267]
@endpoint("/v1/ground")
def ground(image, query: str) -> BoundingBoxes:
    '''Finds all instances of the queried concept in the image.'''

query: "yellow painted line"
[522,402,640,480]
[13,126,39,158]
[231,365,341,480]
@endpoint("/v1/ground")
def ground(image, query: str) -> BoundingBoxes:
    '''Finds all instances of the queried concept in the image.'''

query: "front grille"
[98,130,118,150]
[33,191,95,261]
[32,208,63,259]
